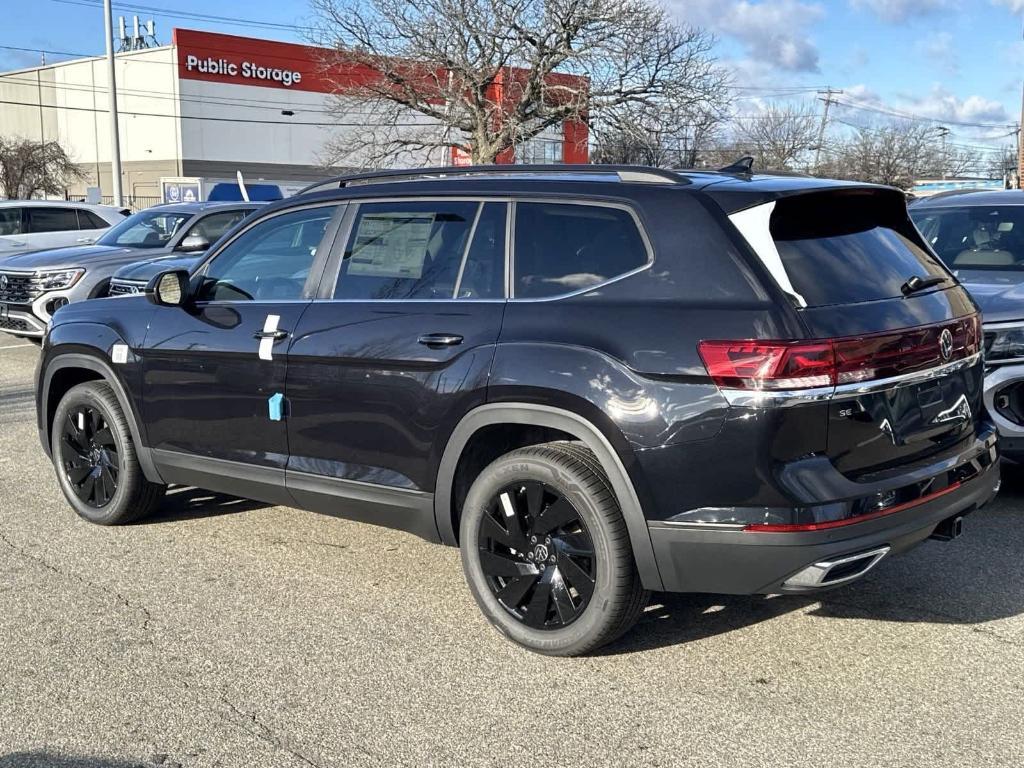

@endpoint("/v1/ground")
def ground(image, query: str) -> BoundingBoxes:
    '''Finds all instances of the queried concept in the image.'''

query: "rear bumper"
[648,444,1000,595]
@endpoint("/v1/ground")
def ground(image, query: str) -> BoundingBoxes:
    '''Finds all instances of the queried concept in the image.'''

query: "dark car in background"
[911,190,1024,461]
[0,202,260,339]
[35,165,998,655]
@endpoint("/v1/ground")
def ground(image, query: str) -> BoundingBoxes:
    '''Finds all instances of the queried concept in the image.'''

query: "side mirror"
[177,233,210,253]
[146,269,190,307]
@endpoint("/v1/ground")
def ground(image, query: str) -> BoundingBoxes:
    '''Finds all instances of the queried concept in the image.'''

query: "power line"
[53,0,316,35]
[0,96,444,128]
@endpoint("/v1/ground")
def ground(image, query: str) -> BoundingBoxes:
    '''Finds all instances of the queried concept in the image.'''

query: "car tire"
[460,441,648,656]
[51,381,166,525]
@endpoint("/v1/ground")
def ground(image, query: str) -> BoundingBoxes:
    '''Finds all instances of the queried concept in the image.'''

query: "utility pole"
[103,0,124,207]
[813,87,842,174]
[936,126,950,179]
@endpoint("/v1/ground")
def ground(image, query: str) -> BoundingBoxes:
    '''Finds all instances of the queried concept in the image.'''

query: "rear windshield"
[910,205,1024,271]
[771,193,948,307]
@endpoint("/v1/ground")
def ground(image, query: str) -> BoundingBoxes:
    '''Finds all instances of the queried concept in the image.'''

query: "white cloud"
[993,0,1024,13]
[837,84,1010,128]
[850,0,952,22]
[671,0,825,72]
[905,86,1011,124]
[916,32,958,74]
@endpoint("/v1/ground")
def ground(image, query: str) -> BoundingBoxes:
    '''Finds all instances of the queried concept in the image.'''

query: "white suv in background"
[0,201,128,260]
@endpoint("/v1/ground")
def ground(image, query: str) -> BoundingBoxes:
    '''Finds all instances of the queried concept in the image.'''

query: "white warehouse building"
[0,28,588,205]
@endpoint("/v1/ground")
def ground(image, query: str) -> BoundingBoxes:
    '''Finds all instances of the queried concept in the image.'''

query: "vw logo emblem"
[0,275,7,291]
[533,544,550,562]
[939,328,953,361]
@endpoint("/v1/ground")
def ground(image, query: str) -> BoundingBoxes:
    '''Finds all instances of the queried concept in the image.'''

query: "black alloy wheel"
[59,405,120,508]
[478,480,597,629]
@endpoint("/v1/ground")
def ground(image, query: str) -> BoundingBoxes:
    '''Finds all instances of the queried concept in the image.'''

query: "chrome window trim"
[508,199,655,302]
[721,352,983,408]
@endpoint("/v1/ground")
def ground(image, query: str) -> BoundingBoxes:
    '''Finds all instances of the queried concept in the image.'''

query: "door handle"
[253,329,289,340]
[418,333,463,347]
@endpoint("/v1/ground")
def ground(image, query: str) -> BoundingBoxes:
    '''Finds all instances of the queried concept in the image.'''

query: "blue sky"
[2,0,1023,152]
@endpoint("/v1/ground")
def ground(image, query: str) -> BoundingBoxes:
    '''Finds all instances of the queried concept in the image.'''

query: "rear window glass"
[514,203,648,298]
[910,205,1024,271]
[771,193,948,307]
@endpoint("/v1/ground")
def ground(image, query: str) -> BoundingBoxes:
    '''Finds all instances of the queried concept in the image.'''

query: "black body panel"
[34,167,999,597]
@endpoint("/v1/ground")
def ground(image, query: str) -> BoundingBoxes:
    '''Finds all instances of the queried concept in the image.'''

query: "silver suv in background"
[911,190,1024,462]
[0,202,260,339]
[0,201,127,259]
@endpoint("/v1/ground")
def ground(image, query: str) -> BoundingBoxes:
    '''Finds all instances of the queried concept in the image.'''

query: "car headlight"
[984,324,1024,364]
[31,269,85,291]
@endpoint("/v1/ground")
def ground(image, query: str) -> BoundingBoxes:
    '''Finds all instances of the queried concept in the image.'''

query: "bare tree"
[733,104,818,171]
[0,138,85,199]
[591,98,730,168]
[818,121,980,188]
[311,0,730,167]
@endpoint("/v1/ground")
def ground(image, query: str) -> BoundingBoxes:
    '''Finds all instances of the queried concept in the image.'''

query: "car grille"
[0,272,42,304]
[0,316,32,333]
[108,279,146,297]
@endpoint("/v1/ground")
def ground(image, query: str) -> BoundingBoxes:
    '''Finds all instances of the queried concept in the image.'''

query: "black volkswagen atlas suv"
[35,164,999,655]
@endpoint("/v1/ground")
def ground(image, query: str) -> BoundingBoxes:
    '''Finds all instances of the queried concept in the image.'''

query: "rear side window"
[26,207,80,233]
[335,200,503,300]
[513,203,648,298]
[769,193,947,307]
[79,210,111,229]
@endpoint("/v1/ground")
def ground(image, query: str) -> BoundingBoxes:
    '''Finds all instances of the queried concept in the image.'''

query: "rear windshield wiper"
[901,275,948,296]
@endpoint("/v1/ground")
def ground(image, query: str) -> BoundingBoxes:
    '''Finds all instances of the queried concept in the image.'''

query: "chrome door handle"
[418,333,463,347]
[253,329,289,340]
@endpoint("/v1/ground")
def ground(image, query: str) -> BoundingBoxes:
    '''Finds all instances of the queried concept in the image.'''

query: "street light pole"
[103,0,124,207]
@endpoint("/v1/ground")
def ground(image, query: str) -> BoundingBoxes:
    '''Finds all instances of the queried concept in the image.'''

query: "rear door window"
[25,207,81,233]
[513,202,649,298]
[769,193,948,307]
[334,200,500,300]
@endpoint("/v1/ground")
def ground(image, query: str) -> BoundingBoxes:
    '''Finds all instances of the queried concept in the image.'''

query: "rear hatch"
[721,186,983,478]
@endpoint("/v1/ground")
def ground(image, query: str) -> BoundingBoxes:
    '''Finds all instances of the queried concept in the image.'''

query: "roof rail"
[297,164,684,196]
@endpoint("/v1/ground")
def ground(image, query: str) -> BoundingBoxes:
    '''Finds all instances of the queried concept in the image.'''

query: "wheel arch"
[40,352,164,484]
[434,403,664,591]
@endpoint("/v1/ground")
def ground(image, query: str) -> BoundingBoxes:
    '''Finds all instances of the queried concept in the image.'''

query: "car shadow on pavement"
[134,485,269,525]
[602,470,1024,655]
[0,753,149,768]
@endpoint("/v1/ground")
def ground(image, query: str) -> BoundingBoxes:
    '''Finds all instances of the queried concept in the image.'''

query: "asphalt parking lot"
[2,340,1024,767]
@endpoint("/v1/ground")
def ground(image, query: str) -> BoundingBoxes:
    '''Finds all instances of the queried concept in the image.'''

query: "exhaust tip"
[784,546,891,589]
[929,515,964,542]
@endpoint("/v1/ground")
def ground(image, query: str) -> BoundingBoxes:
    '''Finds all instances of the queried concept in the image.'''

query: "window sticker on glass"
[348,212,436,278]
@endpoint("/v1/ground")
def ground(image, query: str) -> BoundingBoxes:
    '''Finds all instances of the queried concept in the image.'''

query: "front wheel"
[460,441,648,656]
[51,381,166,525]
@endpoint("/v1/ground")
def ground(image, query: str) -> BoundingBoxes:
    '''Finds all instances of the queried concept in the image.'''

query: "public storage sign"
[173,28,358,94]
[184,55,302,87]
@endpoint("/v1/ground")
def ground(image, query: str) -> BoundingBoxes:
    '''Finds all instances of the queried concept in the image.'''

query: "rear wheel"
[51,381,165,525]
[460,441,648,655]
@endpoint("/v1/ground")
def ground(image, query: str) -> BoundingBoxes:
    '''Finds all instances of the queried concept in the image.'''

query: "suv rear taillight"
[698,315,980,392]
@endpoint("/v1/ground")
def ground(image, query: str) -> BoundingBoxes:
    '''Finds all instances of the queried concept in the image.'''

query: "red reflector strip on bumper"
[743,482,963,533]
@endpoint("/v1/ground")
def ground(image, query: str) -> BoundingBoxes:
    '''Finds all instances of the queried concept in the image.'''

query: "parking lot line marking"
[0,343,31,350]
